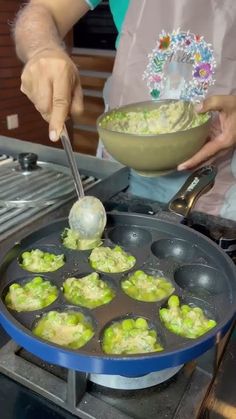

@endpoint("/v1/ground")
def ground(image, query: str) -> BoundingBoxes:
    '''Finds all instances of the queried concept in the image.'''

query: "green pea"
[32,276,44,284]
[181,305,191,314]
[168,295,180,308]
[10,284,20,291]
[207,319,216,328]
[135,318,148,329]
[104,328,114,339]
[122,319,134,330]
[159,308,168,317]
[22,251,31,258]
[193,307,203,316]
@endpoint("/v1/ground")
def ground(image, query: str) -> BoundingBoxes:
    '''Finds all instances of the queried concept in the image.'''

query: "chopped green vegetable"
[89,246,136,273]
[102,317,163,355]
[61,228,102,251]
[5,276,58,312]
[20,249,65,272]
[122,270,174,302]
[100,102,210,135]
[33,310,94,349]
[159,295,217,339]
[63,272,115,309]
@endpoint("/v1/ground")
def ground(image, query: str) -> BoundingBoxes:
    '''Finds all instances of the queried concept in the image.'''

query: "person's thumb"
[195,95,232,114]
[177,132,229,171]
[49,78,71,142]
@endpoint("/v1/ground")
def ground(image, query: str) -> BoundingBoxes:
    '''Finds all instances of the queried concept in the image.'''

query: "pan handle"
[168,165,217,219]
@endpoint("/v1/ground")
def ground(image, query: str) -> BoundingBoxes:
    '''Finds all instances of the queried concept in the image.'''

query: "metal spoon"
[157,100,196,132]
[171,101,196,131]
[60,125,107,240]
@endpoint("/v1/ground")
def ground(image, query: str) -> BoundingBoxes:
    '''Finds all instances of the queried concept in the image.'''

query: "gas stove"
[1,329,233,419]
[0,198,235,419]
[0,136,235,419]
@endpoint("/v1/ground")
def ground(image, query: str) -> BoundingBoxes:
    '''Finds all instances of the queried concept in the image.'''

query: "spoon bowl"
[69,196,107,240]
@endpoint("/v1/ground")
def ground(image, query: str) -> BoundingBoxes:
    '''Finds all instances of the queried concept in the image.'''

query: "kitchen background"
[0,0,116,155]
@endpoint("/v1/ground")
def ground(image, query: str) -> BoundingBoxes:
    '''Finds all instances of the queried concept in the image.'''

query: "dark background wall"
[0,1,56,147]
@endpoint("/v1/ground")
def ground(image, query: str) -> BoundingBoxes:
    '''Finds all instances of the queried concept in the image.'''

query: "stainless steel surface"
[60,125,85,199]
[69,196,107,239]
[60,126,107,239]
[0,160,77,208]
[0,135,125,178]
[168,166,217,218]
[0,164,97,235]
[0,155,14,165]
[89,367,183,390]
[171,101,196,131]
[0,135,129,243]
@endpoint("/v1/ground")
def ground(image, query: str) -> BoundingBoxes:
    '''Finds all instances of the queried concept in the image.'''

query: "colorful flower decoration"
[193,63,212,80]
[159,35,171,50]
[143,29,216,102]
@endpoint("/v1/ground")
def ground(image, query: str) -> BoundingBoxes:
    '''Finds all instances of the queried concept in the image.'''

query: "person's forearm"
[14,4,63,63]
[14,0,90,63]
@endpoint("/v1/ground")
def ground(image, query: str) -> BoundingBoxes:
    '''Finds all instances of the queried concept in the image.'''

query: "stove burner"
[89,366,183,390]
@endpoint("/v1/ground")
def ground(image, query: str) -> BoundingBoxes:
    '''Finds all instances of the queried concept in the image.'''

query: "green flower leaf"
[151,89,160,99]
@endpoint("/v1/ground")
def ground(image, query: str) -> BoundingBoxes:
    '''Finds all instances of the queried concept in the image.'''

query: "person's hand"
[20,48,83,141]
[178,95,236,170]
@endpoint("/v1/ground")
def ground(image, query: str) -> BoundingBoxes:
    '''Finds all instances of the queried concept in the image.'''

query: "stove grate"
[0,340,213,419]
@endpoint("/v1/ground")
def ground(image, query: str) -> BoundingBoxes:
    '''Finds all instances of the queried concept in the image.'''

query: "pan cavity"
[18,245,65,273]
[151,238,205,263]
[62,272,116,309]
[174,264,227,297]
[121,270,174,302]
[108,226,152,248]
[101,315,164,355]
[159,295,217,339]
[4,276,59,312]
[32,307,95,350]
[89,245,136,274]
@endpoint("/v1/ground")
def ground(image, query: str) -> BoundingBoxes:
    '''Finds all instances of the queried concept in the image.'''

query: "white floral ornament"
[143,29,216,102]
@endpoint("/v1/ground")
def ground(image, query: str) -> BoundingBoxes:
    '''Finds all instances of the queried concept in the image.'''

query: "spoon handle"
[60,125,84,199]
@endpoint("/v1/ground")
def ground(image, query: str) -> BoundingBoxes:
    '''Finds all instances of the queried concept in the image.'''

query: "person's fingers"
[21,68,52,117]
[177,134,230,171]
[49,77,72,141]
[20,68,32,96]
[196,95,236,114]
[41,112,51,123]
[70,82,84,119]
[34,78,52,116]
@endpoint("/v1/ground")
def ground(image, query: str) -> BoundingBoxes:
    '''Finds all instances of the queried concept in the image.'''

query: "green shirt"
[85,0,130,34]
